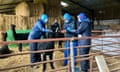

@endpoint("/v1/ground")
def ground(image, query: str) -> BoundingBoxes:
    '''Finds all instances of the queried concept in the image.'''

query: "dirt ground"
[0,45,120,72]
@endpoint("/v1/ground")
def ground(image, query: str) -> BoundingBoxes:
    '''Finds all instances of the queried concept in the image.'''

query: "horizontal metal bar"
[0,50,120,71]
[0,35,120,45]
[0,41,120,58]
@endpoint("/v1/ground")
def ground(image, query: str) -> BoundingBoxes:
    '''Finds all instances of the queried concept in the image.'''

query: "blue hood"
[40,14,48,24]
[77,12,87,21]
[63,13,71,21]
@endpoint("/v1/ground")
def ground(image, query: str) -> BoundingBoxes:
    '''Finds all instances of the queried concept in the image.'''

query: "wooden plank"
[111,67,120,72]
[95,55,110,72]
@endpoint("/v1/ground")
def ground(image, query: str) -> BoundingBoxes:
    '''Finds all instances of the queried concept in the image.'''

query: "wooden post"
[90,56,94,72]
[95,55,110,72]
[0,14,4,31]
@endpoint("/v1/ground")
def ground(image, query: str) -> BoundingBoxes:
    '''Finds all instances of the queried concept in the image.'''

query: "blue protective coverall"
[28,14,50,63]
[77,18,91,71]
[68,13,91,71]
[63,13,77,65]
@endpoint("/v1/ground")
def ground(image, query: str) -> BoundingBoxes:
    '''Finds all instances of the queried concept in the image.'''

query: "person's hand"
[46,29,52,32]
[61,30,66,33]
[66,27,71,32]
[49,30,53,32]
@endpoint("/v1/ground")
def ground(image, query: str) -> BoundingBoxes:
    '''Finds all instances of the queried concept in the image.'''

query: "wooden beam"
[95,55,110,72]
[0,11,15,14]
[62,8,75,16]
[0,3,18,6]
[0,8,14,13]
[33,0,47,4]
[70,0,93,12]
[0,7,15,10]
[0,0,33,6]
[91,10,95,29]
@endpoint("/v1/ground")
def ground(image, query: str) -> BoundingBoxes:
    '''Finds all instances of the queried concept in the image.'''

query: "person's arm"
[65,20,76,34]
[76,21,88,34]
[40,26,50,32]
[37,21,51,32]
[57,23,60,29]
[63,23,67,30]
[56,23,61,32]
[67,21,89,34]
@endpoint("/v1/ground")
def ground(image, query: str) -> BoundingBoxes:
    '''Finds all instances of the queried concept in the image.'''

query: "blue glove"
[66,27,71,32]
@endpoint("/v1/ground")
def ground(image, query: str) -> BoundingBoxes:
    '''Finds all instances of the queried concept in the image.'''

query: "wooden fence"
[0,14,39,31]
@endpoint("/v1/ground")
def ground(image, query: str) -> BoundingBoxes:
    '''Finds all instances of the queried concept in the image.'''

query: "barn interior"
[0,0,120,72]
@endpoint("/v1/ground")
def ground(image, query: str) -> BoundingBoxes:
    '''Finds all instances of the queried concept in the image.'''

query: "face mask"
[54,19,58,23]
[64,20,69,23]
[44,19,48,24]
[78,18,81,22]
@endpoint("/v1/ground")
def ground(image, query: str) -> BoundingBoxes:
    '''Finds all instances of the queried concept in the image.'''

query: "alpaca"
[2,32,7,41]
[0,32,11,58]
[51,24,64,48]
[0,45,11,55]
[10,24,29,52]
[37,25,64,72]
[37,32,55,72]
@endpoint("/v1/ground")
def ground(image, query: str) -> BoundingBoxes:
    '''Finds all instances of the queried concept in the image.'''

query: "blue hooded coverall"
[67,13,91,72]
[28,14,50,63]
[63,13,77,65]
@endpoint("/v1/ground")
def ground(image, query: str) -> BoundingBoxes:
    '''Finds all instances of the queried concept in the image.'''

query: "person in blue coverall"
[28,14,51,67]
[63,13,77,65]
[66,12,91,72]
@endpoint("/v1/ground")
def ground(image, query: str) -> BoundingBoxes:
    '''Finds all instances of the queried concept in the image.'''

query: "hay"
[29,3,44,16]
[0,47,66,72]
[15,2,30,16]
